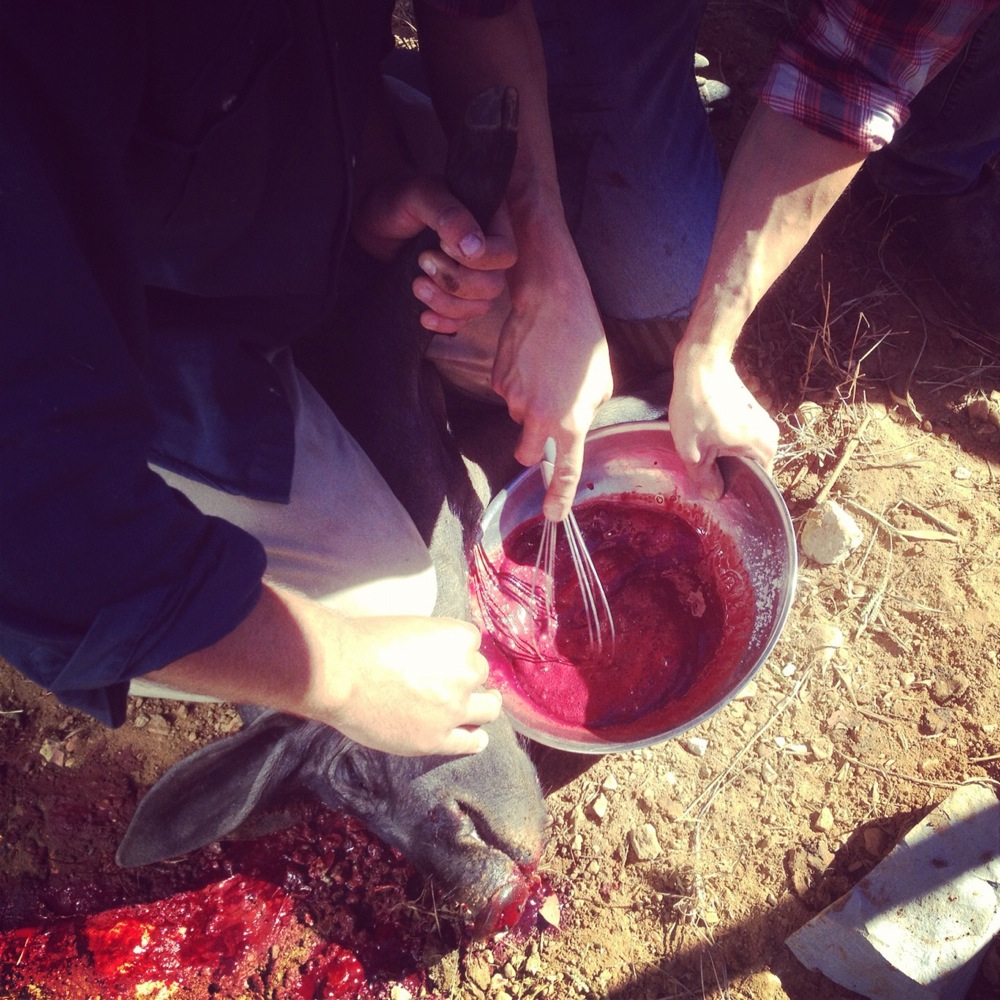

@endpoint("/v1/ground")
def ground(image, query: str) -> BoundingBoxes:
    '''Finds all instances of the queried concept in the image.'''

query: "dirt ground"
[2,2,999,998]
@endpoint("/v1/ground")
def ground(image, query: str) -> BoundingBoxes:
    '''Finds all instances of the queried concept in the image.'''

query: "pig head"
[116,705,546,937]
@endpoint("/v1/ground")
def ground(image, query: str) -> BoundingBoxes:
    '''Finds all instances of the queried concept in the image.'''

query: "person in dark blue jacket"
[0,0,528,756]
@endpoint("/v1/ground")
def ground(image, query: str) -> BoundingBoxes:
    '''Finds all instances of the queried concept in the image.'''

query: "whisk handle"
[540,437,556,490]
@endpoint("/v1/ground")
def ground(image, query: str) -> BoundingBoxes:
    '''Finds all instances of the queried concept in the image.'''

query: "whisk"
[473,440,615,666]
[533,438,616,664]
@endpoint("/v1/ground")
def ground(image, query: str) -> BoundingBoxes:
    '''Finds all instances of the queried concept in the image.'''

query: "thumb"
[685,446,724,501]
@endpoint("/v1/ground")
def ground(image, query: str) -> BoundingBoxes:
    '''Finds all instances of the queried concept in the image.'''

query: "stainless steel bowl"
[474,421,797,753]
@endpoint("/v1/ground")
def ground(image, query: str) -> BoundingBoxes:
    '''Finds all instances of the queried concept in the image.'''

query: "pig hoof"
[472,877,530,938]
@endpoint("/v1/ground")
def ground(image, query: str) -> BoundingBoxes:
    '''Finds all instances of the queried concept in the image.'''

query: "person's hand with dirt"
[669,103,865,495]
[353,168,518,336]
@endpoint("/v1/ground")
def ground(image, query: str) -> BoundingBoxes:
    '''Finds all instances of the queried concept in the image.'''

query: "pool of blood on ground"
[475,493,756,731]
[0,804,553,999]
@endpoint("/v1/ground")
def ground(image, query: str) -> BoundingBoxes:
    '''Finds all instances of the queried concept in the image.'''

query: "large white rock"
[786,782,1000,1000]
[799,500,864,565]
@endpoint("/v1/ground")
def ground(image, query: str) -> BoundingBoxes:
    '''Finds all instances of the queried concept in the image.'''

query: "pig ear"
[116,710,308,868]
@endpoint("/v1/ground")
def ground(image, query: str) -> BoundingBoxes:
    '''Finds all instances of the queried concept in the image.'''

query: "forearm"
[678,101,866,364]
[142,582,347,718]
[414,0,567,260]
[415,0,612,518]
[668,102,865,494]
[142,581,500,756]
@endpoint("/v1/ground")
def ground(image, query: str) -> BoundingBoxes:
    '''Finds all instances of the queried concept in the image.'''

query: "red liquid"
[0,808,555,999]
[475,494,755,730]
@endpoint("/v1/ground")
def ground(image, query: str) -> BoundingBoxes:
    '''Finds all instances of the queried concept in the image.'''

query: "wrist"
[275,585,354,724]
[673,329,734,375]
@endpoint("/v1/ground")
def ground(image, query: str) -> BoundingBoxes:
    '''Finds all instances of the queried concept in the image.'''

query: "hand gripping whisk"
[533,439,616,665]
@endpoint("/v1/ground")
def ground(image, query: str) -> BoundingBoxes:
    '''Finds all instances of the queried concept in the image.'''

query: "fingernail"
[459,233,483,258]
[475,730,489,753]
[419,254,437,277]
[414,283,433,303]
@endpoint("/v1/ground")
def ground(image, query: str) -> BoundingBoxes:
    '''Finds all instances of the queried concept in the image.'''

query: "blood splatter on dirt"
[476,493,756,732]
[0,804,554,999]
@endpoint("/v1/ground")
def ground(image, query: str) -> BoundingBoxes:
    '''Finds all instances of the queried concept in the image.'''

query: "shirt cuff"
[761,58,905,152]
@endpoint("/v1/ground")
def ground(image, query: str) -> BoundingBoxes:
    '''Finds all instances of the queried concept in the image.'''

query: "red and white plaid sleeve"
[762,0,999,151]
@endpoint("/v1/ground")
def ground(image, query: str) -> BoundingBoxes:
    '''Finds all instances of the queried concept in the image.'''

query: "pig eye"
[337,753,373,795]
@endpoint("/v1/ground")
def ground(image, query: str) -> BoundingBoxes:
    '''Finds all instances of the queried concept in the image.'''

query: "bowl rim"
[476,420,798,753]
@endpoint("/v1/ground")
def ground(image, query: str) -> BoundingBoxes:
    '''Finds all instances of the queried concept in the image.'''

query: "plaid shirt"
[762,0,1000,150]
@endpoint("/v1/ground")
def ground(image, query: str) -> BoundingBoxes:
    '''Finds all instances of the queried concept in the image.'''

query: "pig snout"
[474,877,531,938]
[415,791,544,936]
[323,714,547,937]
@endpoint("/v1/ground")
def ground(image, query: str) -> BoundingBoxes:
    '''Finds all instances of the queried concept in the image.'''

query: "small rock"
[796,400,825,426]
[465,952,492,992]
[953,465,973,480]
[808,736,835,761]
[782,662,797,677]
[800,500,864,565]
[930,671,969,704]
[628,823,662,862]
[145,713,171,736]
[566,805,587,835]
[589,793,609,820]
[538,893,561,928]
[814,624,844,662]
[683,737,708,757]
[761,761,779,784]
[132,713,149,729]
[734,679,758,700]
[661,797,684,822]
[966,397,993,424]
[922,706,950,735]
[524,951,542,976]
[918,757,941,775]
[601,774,619,792]
[812,807,834,833]
[38,739,64,766]
[862,826,886,857]
[390,987,413,1000]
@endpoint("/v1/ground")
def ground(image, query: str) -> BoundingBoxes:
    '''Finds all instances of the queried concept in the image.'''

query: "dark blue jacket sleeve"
[0,5,267,726]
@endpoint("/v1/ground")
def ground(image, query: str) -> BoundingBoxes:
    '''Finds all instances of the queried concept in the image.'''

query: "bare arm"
[669,101,866,497]
[416,0,613,521]
[142,583,501,756]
